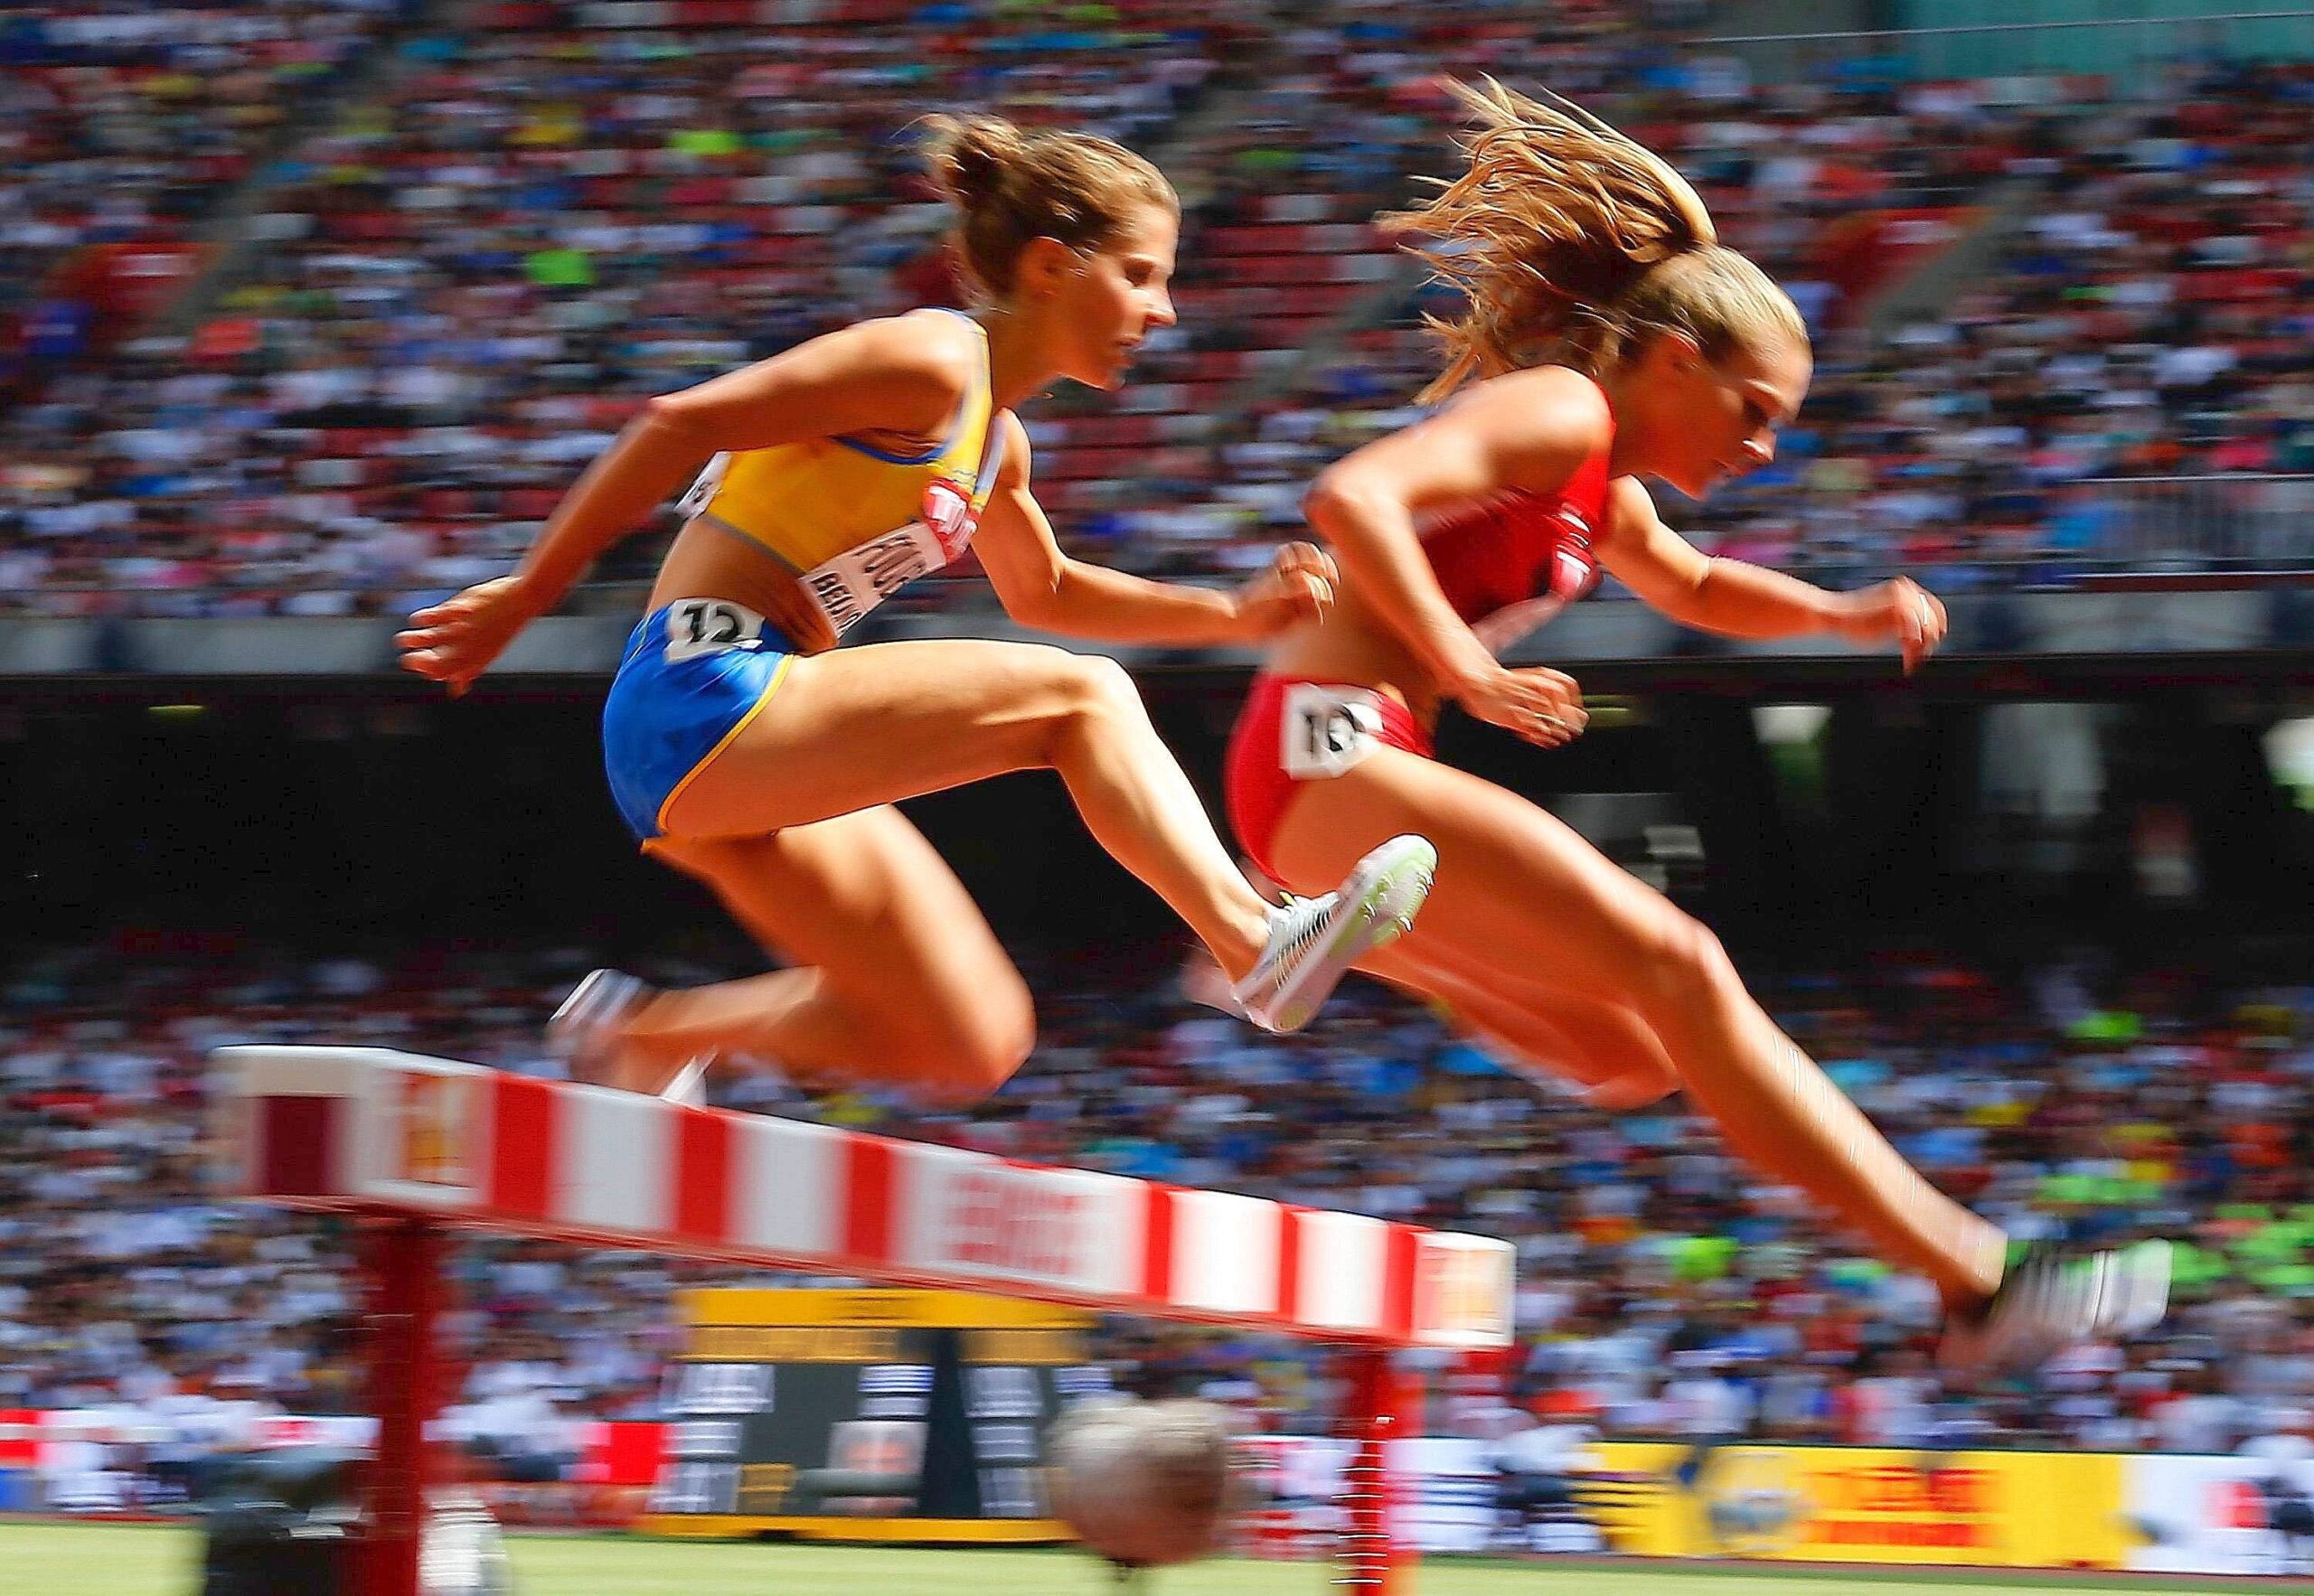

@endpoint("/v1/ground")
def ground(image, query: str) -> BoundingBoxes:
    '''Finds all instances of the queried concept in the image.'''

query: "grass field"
[6,1520,2301,1596]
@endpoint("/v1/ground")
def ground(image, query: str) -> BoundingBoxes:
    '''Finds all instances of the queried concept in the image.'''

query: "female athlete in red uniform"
[397,115,1434,1107]
[1225,81,2168,1368]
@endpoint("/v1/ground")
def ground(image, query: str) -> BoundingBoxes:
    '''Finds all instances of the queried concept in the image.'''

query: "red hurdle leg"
[1336,1347,1411,1596]
[356,1216,446,1596]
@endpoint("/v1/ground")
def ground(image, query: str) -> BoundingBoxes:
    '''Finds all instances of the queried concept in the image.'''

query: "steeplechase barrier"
[215,1046,1517,1594]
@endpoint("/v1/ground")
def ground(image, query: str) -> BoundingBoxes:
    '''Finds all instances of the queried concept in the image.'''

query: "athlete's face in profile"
[1642,328,1812,500]
[1045,202,1179,391]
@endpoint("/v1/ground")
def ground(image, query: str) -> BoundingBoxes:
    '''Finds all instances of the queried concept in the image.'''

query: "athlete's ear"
[1634,329,1704,381]
[1011,236,1080,301]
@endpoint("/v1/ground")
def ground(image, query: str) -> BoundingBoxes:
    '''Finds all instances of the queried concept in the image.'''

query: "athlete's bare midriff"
[1263,573,1446,730]
[649,517,842,654]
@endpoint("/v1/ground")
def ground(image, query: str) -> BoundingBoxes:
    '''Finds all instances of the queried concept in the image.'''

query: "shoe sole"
[1259,836,1438,1032]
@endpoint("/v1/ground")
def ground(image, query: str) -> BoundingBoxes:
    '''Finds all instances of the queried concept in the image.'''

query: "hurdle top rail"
[215,1046,1517,1350]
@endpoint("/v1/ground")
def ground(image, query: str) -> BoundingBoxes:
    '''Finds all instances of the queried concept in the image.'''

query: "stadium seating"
[0,12,2304,609]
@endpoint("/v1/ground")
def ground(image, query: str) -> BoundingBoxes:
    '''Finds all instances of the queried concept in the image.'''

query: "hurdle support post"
[355,1216,446,1596]
[1336,1345,1407,1596]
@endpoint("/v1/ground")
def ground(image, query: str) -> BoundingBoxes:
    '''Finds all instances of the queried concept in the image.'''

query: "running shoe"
[551,971,717,1104]
[657,1055,711,1109]
[1231,834,1437,1033]
[1941,1239,2173,1374]
[547,969,654,1083]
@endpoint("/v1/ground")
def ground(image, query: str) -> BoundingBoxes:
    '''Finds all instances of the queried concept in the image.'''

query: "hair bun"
[911,111,1176,299]
[923,114,1026,209]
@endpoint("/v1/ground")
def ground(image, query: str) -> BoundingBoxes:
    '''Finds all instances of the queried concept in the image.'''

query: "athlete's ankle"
[1940,1230,2013,1314]
[1207,905,1273,983]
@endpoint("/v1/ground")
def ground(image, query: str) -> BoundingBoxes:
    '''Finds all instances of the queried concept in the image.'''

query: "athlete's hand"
[396,575,548,697]
[1455,663,1588,749]
[1835,576,1948,674]
[1228,541,1337,640]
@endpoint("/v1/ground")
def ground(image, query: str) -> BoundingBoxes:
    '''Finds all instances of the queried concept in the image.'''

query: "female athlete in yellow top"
[1224,82,2168,1369]
[396,115,1435,1103]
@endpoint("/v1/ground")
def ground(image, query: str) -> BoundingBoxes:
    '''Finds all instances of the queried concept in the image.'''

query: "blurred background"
[5,0,2314,1578]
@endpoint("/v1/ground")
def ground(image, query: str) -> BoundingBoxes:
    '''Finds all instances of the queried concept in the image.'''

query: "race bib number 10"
[1281,683,1385,780]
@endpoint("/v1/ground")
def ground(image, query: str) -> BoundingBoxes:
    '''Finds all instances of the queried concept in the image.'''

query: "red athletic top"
[1418,390,1614,626]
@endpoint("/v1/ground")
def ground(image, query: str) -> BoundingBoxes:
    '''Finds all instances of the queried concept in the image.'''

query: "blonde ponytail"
[1388,79,1802,401]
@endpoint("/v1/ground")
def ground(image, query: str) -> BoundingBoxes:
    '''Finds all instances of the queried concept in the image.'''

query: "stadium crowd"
[0,1,2307,615]
[0,1,421,396]
[5,930,2313,1484]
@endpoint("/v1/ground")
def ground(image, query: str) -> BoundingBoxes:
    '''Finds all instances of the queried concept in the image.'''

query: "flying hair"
[1387,78,1803,402]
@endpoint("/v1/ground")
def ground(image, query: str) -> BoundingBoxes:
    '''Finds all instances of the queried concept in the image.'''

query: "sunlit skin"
[988,202,1180,399]
[1601,328,1812,499]
[1242,317,2002,1315]
[391,179,1346,1108]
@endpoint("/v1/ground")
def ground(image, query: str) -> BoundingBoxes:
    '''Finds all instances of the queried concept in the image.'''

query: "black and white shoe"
[1942,1239,2173,1373]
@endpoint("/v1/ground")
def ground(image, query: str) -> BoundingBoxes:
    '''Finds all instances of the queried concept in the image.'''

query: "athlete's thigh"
[663,636,1121,838]
[1268,746,1690,998]
[1365,925,1678,1094]
[652,805,1030,1028]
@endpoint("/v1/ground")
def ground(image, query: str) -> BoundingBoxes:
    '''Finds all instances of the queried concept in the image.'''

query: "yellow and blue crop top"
[674,308,1009,637]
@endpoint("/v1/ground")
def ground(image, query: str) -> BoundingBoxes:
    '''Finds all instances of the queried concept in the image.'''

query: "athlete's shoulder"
[841,308,984,396]
[777,309,983,448]
[1456,364,1613,453]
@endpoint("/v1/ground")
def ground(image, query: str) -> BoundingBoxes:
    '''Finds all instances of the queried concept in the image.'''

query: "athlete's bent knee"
[1620,906,1739,1012]
[1068,653,1141,719]
[889,984,1035,1105]
[1039,652,1149,766]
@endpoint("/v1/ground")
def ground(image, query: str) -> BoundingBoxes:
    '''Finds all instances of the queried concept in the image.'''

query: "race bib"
[663,598,764,662]
[1281,682,1385,780]
[797,479,979,637]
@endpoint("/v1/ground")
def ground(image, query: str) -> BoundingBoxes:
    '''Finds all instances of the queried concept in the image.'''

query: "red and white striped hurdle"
[218,1046,1518,1595]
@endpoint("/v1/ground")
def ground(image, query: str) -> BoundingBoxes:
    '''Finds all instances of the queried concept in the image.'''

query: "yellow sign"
[682,1288,1093,1331]
[1590,1442,2129,1568]
[960,1328,1087,1366]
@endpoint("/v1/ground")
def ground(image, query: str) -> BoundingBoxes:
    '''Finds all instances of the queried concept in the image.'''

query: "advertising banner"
[1585,1441,2129,1567]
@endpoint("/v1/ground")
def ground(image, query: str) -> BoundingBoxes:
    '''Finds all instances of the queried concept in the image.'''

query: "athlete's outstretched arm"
[1596,477,1949,672]
[1302,367,1602,745]
[975,413,1332,647]
[398,315,978,692]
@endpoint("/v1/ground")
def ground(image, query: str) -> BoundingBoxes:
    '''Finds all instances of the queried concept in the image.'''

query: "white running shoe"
[1231,834,1437,1033]
[658,1055,711,1109]
[546,969,654,1084]
[1942,1239,2173,1374]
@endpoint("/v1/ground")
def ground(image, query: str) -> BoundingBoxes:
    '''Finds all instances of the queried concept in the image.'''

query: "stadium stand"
[1,4,2302,617]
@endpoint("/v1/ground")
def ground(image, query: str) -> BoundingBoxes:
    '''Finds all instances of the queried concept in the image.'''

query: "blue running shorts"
[602,598,796,842]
